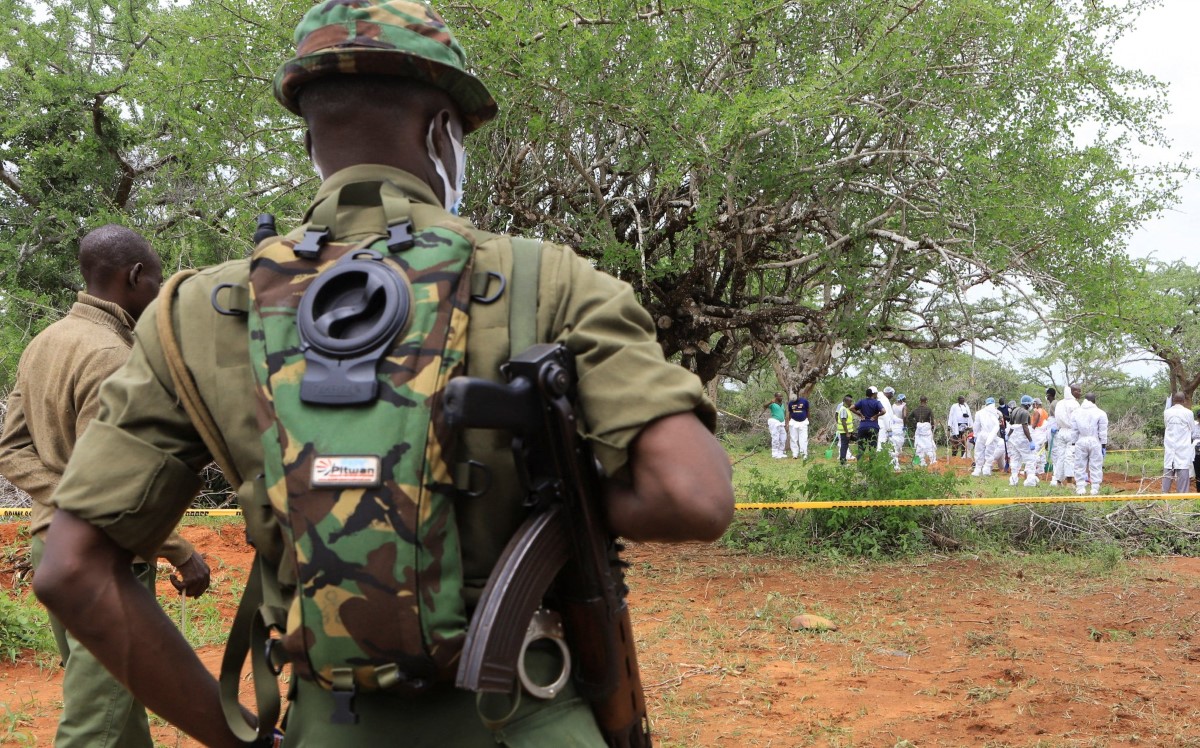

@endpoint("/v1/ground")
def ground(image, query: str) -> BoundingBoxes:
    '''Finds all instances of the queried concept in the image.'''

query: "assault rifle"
[443,343,651,748]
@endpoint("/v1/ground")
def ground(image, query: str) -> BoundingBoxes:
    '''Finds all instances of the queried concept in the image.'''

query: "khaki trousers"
[31,535,155,748]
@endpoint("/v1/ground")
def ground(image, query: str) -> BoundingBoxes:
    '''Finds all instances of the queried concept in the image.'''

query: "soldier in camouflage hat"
[35,1,735,746]
[273,0,497,133]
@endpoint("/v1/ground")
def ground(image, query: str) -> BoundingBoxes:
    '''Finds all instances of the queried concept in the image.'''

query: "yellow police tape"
[3,494,1198,519]
[0,507,244,518]
[736,492,1200,510]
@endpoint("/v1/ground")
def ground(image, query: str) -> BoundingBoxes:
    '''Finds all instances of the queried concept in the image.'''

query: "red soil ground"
[2,506,1199,746]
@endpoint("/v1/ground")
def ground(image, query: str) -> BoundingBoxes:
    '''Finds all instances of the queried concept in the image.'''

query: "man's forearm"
[34,511,242,748]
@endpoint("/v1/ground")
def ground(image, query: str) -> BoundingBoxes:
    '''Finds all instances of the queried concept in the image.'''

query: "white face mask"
[427,117,466,214]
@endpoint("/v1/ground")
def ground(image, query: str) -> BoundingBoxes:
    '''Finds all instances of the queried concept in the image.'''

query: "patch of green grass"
[965,683,1009,703]
[0,700,38,746]
[0,590,57,663]
[157,587,232,648]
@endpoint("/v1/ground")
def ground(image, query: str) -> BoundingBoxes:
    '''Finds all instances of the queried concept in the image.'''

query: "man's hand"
[170,552,211,598]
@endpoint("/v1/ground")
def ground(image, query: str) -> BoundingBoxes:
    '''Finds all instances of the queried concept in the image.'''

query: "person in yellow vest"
[834,395,857,464]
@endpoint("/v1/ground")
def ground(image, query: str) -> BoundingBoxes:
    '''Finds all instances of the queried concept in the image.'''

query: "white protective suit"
[914,422,937,465]
[889,400,908,468]
[1163,403,1194,492]
[1006,410,1040,488]
[786,397,810,459]
[1031,407,1051,453]
[1051,393,1080,484]
[767,417,786,459]
[948,402,972,458]
[972,404,1001,476]
[1072,400,1109,495]
[876,390,893,449]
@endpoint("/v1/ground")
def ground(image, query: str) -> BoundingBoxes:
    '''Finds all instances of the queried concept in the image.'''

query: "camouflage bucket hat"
[274,0,497,133]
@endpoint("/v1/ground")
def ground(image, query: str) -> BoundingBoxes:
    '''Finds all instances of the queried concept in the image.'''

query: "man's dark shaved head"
[298,74,464,205]
[298,75,457,125]
[79,225,156,288]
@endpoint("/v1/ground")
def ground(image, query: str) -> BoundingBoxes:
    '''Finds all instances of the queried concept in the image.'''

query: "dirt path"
[4,523,1200,746]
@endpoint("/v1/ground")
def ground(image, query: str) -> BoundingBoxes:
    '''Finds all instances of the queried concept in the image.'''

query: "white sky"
[1111,0,1199,264]
[1003,1,1199,384]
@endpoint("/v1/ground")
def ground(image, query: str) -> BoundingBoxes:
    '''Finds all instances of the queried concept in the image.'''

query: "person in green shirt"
[764,392,787,458]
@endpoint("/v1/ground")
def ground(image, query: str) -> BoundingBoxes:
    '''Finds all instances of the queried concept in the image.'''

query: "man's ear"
[127,262,144,288]
[430,109,461,167]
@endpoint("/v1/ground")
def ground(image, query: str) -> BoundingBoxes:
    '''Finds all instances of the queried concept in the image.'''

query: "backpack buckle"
[386,219,414,252]
[329,669,359,725]
[294,226,330,259]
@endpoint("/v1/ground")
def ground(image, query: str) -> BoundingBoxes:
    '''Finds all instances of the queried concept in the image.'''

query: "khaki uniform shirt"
[0,293,194,564]
[52,165,713,602]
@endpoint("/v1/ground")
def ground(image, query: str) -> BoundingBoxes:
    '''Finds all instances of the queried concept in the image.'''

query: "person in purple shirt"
[851,388,885,458]
[786,393,810,459]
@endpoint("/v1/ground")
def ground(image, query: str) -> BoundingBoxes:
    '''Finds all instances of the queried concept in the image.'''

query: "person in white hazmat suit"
[971,398,1001,477]
[1072,393,1109,495]
[876,386,894,450]
[1051,384,1081,486]
[909,395,937,466]
[1007,396,1040,487]
[888,393,908,469]
[1163,393,1194,493]
[989,400,1016,473]
[947,395,972,459]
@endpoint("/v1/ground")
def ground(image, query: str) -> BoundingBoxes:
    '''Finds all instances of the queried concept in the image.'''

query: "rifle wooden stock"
[445,344,652,747]
[561,598,650,746]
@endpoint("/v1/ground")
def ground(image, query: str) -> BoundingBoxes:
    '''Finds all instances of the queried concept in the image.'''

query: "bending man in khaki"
[0,224,210,748]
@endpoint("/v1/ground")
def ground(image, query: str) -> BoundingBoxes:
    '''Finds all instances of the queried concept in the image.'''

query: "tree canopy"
[0,0,1186,393]
[460,0,1182,390]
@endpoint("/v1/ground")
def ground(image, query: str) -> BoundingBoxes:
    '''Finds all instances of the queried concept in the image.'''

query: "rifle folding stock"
[443,343,651,747]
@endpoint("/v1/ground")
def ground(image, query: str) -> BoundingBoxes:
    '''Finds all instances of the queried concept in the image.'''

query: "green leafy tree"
[1120,261,1200,403]
[0,0,311,382]
[0,0,1184,396]
[457,0,1182,388]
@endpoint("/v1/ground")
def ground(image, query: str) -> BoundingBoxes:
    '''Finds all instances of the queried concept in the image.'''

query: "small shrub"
[724,452,964,558]
[0,592,56,663]
[802,452,960,556]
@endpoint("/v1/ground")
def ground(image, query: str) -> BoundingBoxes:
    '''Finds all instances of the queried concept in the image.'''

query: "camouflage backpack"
[248,179,474,719]
[156,179,544,741]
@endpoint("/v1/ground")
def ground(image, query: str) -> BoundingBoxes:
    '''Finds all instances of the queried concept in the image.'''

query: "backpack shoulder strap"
[507,237,542,359]
[156,269,243,488]
[158,268,286,742]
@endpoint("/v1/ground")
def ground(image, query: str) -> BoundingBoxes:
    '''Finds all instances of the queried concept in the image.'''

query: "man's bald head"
[79,225,156,289]
[1174,392,1187,405]
[78,224,162,320]
[1070,383,1082,398]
